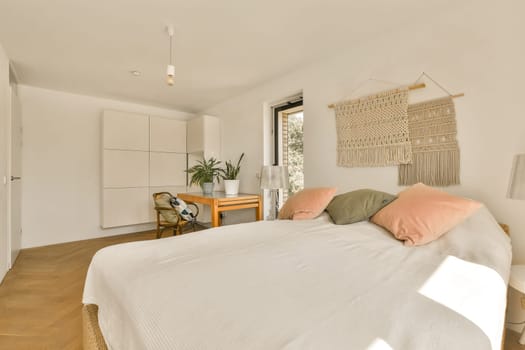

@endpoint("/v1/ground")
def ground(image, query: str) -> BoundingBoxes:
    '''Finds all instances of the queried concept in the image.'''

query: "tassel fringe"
[399,150,460,186]
[338,145,412,167]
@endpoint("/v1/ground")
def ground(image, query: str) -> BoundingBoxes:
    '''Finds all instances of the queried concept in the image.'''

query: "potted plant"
[186,157,222,194]
[220,153,244,195]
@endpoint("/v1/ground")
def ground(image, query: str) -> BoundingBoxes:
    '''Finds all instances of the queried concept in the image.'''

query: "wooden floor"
[0,228,523,350]
[0,230,164,350]
[507,330,525,350]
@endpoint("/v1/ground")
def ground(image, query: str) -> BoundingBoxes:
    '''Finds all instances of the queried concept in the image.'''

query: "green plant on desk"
[220,153,244,196]
[219,153,244,180]
[186,157,222,193]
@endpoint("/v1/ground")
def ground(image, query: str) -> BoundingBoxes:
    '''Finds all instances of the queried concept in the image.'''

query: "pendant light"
[166,25,175,86]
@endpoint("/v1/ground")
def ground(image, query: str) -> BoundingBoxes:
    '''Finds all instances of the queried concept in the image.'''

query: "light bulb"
[166,64,175,86]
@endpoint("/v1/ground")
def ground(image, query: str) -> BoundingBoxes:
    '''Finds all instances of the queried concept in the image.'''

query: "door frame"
[0,49,10,281]
[7,81,21,268]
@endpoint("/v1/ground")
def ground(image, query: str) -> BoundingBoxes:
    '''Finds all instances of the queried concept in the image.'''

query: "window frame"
[273,100,303,166]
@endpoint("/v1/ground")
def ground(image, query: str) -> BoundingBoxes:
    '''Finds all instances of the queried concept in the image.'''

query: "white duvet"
[83,206,511,350]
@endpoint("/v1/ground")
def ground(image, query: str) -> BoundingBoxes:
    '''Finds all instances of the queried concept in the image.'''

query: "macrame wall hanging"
[329,73,464,185]
[398,96,460,186]
[332,87,412,167]
[398,73,463,186]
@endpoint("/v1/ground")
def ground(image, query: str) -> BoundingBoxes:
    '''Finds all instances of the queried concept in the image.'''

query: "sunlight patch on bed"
[418,255,506,350]
[366,338,393,350]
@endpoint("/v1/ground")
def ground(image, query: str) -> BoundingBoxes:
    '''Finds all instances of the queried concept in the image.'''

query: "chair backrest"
[152,192,179,223]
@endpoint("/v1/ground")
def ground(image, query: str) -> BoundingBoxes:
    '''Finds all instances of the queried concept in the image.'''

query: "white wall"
[203,2,525,258]
[19,85,193,248]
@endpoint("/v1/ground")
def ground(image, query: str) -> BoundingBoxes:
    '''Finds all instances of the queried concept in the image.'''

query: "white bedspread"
[83,206,511,350]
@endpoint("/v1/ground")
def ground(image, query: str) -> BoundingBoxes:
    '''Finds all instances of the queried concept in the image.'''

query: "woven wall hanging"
[398,96,460,186]
[334,87,412,167]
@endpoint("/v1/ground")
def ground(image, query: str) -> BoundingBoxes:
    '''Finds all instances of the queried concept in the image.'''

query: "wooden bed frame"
[82,304,107,350]
[82,303,510,350]
[82,223,512,350]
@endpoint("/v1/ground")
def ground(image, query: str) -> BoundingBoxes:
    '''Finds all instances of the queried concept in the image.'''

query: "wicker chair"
[152,192,200,238]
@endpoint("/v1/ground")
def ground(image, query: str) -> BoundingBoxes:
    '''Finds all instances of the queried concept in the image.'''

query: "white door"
[8,85,21,266]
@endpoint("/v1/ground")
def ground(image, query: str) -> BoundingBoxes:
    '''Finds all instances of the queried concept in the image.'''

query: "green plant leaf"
[219,153,244,180]
[186,157,222,186]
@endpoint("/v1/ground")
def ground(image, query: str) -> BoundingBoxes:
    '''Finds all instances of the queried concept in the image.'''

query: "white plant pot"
[224,179,240,195]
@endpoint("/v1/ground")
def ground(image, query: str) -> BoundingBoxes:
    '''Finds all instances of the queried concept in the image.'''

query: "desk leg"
[256,196,263,221]
[211,200,220,227]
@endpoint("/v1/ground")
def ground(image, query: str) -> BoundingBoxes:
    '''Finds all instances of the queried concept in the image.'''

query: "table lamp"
[260,165,289,220]
[507,154,525,344]
[508,154,525,200]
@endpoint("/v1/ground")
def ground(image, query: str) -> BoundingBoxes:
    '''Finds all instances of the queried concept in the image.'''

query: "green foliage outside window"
[287,112,304,195]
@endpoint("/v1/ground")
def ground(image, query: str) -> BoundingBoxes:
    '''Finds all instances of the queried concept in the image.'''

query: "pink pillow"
[370,183,482,246]
[278,187,337,220]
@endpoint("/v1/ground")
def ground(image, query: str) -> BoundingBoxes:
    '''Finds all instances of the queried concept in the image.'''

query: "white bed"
[83,206,511,350]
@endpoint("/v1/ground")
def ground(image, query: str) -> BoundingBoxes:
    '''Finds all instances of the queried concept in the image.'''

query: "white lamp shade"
[166,65,175,86]
[508,154,525,200]
[260,166,289,190]
[166,64,175,76]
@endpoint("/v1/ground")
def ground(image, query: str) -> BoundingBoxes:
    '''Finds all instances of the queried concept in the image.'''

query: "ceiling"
[0,0,462,112]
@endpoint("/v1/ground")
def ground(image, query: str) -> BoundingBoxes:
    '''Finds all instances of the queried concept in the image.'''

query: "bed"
[83,206,511,350]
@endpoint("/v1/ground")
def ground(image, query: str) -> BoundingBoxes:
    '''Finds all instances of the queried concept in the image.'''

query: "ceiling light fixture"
[166,25,175,86]
[130,70,141,76]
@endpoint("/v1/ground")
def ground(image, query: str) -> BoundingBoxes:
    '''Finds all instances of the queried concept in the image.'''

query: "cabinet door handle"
[11,176,21,181]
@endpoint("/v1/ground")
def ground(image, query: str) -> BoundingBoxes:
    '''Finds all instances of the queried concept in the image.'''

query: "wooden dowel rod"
[408,82,426,91]
[327,82,426,109]
[328,86,464,109]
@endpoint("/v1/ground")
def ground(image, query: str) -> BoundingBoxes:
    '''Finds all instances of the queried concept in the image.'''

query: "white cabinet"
[150,116,186,153]
[149,116,188,222]
[102,111,188,228]
[149,116,187,189]
[103,110,149,151]
[186,115,221,222]
[149,152,186,187]
[187,115,221,159]
[103,150,149,188]
[187,116,203,154]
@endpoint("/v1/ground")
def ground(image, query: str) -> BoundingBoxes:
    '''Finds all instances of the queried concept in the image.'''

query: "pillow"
[370,183,482,246]
[278,187,337,220]
[169,197,196,222]
[153,193,179,223]
[326,189,396,225]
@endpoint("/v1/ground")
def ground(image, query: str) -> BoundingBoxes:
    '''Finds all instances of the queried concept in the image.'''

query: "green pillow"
[326,189,396,225]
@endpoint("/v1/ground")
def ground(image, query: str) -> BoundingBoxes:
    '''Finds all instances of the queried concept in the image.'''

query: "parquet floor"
[507,330,525,350]
[0,227,523,350]
[0,230,162,350]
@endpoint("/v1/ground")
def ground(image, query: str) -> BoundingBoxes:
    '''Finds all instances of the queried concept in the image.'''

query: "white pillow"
[169,197,196,222]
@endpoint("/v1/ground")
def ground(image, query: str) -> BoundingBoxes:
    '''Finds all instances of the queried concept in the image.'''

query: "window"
[273,98,304,202]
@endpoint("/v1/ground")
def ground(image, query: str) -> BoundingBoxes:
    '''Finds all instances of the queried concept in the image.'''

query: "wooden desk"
[177,192,262,227]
